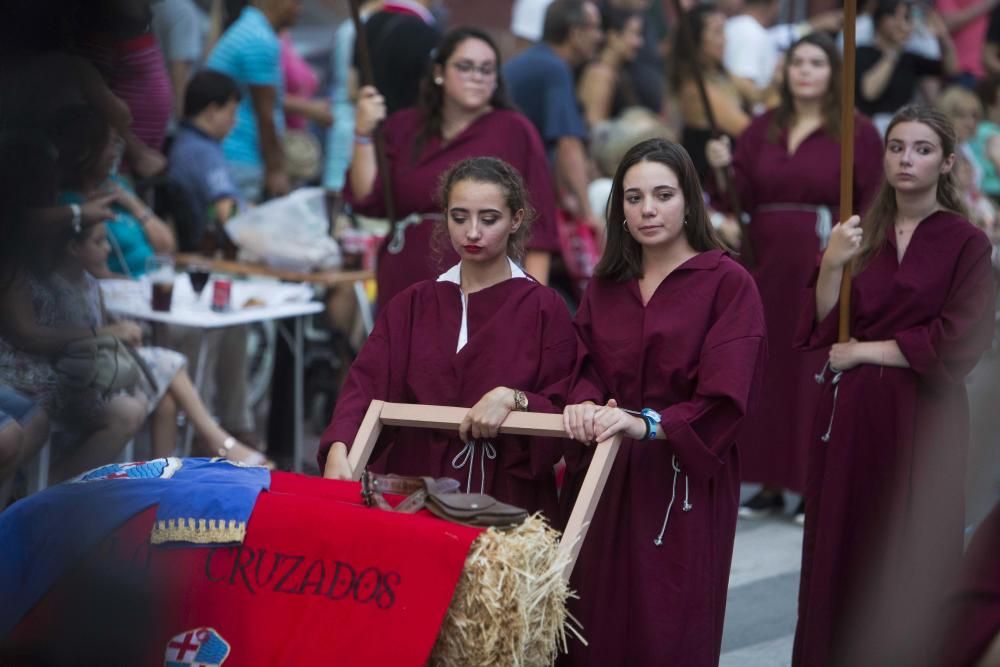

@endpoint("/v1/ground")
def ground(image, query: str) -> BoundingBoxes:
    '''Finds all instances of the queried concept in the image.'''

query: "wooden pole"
[838,0,858,342]
[348,0,396,224]
[668,0,755,267]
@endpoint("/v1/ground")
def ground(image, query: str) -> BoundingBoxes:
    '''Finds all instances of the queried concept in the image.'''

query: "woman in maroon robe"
[940,501,1000,666]
[706,33,883,518]
[560,138,767,666]
[793,106,996,666]
[321,157,575,519]
[349,27,559,307]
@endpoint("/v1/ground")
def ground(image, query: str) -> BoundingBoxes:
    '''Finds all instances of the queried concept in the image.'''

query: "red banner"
[13,472,483,666]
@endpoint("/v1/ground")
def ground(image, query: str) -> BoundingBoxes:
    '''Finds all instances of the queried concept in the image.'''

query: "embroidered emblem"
[164,627,231,666]
[72,457,182,483]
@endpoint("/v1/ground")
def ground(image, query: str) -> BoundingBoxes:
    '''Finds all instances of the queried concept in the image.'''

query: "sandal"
[218,436,275,469]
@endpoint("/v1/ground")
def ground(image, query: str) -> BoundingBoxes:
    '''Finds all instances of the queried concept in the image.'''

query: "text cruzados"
[204,545,401,609]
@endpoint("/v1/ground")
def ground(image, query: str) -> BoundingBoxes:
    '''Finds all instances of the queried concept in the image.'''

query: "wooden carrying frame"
[347,401,621,584]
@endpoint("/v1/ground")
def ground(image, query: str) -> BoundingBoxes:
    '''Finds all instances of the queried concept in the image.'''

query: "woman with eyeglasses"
[348,27,560,307]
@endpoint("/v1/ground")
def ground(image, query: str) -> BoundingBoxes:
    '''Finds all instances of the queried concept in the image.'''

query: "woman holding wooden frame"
[322,157,576,521]
[560,138,767,665]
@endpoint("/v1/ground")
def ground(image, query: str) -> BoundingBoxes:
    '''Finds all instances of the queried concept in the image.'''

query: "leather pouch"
[361,471,528,529]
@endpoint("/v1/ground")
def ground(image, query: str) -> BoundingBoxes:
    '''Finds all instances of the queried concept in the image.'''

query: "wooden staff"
[669,0,755,268]
[838,0,859,342]
[348,0,396,225]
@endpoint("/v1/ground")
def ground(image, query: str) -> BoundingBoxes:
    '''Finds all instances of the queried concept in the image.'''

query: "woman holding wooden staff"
[347,27,559,307]
[321,156,576,520]
[792,106,996,665]
[705,33,884,521]
[560,138,767,665]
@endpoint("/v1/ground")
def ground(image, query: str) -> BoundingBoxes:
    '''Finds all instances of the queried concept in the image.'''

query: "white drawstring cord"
[654,455,692,547]
[450,440,497,493]
[814,360,843,443]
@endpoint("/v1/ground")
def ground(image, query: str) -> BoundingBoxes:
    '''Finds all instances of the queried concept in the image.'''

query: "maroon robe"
[941,502,1000,666]
[346,108,560,309]
[560,251,767,666]
[792,212,996,666]
[720,111,883,492]
[319,270,576,519]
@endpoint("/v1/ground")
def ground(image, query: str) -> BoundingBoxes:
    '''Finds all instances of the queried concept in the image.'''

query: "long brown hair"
[856,105,968,271]
[433,156,535,264]
[595,138,727,281]
[669,3,724,91]
[767,32,841,143]
[413,28,511,161]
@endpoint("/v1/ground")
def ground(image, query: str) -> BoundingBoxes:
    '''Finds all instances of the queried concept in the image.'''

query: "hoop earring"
[623,218,628,229]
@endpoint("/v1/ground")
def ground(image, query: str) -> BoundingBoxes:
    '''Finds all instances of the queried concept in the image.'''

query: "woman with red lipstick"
[792,106,996,665]
[559,138,767,665]
[347,27,559,306]
[705,33,884,522]
[320,157,576,520]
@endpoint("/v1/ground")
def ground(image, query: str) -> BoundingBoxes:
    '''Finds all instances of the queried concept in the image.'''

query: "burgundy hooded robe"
[941,501,1000,667]
[346,108,560,309]
[792,212,996,666]
[559,250,767,666]
[319,264,576,519]
[719,111,883,492]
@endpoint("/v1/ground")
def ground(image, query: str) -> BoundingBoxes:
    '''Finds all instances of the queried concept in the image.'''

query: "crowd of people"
[0,0,998,664]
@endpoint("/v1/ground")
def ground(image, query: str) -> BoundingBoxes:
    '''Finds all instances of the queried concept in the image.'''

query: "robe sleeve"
[894,233,996,385]
[793,265,841,350]
[317,307,395,469]
[520,290,578,413]
[658,269,767,482]
[514,115,561,254]
[566,286,610,405]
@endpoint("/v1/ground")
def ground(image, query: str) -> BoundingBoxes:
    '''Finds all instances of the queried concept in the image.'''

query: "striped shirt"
[206,7,284,167]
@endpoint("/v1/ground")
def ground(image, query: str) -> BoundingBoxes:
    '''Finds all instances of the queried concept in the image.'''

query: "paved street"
[721,496,804,667]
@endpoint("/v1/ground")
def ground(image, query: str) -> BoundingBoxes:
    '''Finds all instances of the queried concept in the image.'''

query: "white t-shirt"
[724,15,779,90]
[511,0,555,42]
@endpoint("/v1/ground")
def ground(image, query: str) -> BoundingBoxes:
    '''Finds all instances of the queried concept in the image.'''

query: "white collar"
[436,258,528,286]
[438,259,528,353]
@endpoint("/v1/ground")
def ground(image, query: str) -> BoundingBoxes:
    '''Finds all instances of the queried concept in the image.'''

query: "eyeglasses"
[449,60,497,79]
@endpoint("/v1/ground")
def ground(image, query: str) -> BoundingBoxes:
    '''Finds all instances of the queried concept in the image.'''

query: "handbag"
[361,471,529,529]
[55,335,158,396]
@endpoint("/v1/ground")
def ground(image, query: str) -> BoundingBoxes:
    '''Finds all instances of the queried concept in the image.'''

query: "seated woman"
[321,157,576,519]
[47,105,176,278]
[57,221,270,467]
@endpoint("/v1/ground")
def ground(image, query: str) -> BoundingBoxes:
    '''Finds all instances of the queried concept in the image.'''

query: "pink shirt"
[937,0,990,76]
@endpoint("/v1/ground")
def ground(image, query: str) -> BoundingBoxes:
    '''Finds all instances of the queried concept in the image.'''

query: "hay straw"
[429,514,581,667]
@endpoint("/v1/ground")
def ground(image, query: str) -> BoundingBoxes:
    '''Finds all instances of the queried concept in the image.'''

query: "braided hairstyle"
[434,156,535,264]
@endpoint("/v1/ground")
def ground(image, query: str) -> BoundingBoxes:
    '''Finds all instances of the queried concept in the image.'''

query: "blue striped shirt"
[206,7,284,167]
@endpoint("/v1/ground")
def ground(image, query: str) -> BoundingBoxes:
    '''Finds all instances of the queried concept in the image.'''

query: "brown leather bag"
[361,471,528,529]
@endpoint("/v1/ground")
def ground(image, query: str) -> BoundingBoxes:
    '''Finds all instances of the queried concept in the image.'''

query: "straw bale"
[429,514,581,667]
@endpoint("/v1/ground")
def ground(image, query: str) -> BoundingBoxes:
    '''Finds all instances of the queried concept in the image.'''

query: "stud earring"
[683,217,688,226]
[434,76,444,85]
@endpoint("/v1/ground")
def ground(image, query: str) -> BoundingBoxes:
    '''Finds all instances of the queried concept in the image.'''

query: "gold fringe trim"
[150,517,247,545]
